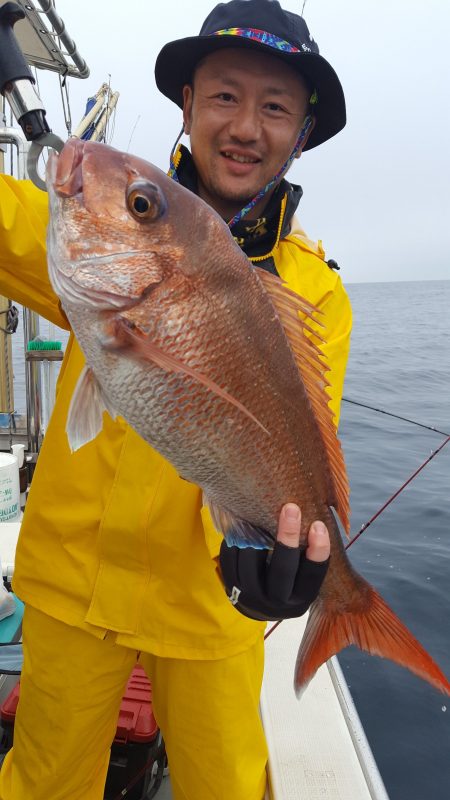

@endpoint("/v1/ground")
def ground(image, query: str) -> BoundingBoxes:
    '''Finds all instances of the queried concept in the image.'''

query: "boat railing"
[8,0,89,79]
[0,127,28,180]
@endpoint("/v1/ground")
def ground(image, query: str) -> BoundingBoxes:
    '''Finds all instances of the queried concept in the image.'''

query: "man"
[0,1,350,798]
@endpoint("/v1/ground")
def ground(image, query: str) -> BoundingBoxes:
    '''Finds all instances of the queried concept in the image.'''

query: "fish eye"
[126,180,166,221]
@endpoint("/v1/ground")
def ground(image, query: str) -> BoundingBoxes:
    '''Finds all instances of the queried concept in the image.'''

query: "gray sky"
[35,0,450,283]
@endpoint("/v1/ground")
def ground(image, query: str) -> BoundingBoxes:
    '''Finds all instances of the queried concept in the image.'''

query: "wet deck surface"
[158,776,172,798]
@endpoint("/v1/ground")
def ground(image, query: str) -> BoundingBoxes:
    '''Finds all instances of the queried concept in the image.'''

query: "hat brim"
[155,35,346,151]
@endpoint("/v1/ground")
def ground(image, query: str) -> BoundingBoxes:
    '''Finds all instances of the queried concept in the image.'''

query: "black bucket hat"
[155,0,346,151]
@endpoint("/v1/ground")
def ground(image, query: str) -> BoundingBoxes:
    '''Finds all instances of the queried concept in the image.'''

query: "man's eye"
[266,103,284,112]
[217,93,235,102]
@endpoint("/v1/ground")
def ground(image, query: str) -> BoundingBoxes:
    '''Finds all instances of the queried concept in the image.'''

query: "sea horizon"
[345,276,449,286]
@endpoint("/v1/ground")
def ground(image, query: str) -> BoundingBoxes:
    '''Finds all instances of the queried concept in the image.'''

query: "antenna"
[127,115,141,153]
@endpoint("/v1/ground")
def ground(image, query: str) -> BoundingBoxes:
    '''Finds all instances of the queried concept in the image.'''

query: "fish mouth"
[50,137,85,199]
[47,143,157,312]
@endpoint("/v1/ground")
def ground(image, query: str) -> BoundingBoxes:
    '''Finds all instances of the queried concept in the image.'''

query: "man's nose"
[228,105,261,142]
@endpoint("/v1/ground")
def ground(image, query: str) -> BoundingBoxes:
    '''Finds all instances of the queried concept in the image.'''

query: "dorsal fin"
[255,267,350,535]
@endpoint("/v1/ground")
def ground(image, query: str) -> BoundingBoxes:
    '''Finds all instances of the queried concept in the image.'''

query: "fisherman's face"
[182,48,313,221]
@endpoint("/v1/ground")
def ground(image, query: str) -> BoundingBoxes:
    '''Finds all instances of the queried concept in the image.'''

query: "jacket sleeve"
[0,175,69,329]
[315,275,352,429]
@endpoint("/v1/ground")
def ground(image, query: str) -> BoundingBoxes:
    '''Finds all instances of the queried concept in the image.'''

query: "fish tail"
[295,579,450,697]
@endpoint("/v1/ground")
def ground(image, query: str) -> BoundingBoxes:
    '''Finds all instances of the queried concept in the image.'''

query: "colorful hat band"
[210,28,318,105]
[211,27,300,54]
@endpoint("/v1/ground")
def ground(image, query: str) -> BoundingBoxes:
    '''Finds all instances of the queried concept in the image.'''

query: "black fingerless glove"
[219,540,329,621]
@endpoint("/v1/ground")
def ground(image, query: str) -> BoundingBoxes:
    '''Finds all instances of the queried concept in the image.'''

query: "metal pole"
[72,85,108,139]
[23,309,41,453]
[0,107,15,424]
[35,0,90,78]
[90,91,119,142]
[0,127,28,178]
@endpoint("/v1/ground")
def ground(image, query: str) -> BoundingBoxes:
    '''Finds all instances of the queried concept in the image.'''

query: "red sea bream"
[46,138,450,696]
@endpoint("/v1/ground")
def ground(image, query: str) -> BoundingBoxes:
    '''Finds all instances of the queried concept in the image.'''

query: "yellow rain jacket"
[0,175,352,659]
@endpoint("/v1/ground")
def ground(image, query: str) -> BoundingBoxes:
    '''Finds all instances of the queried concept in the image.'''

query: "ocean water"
[338,280,450,800]
[7,280,450,799]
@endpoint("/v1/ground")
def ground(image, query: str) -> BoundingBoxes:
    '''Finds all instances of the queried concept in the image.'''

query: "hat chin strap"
[168,115,313,229]
[226,115,313,228]
[167,125,185,181]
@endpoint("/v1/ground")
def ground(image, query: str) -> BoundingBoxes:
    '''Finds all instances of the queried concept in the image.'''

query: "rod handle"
[0,2,33,93]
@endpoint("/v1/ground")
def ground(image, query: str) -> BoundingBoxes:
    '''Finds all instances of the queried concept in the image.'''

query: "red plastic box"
[0,665,159,743]
[0,665,165,800]
[114,664,159,744]
[0,681,19,726]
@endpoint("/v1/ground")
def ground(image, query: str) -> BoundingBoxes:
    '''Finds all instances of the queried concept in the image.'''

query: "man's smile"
[221,149,261,164]
[219,148,263,178]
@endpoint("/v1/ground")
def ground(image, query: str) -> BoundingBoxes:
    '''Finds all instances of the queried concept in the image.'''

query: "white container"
[0,454,19,522]
[11,445,26,509]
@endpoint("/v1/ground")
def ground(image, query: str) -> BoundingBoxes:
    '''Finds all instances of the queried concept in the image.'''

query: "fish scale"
[46,137,450,697]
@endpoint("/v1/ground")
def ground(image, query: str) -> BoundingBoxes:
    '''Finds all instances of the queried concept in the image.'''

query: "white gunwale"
[261,615,390,800]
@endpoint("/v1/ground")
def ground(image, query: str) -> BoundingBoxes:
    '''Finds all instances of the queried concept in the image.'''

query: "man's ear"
[182,85,193,135]
[294,115,316,158]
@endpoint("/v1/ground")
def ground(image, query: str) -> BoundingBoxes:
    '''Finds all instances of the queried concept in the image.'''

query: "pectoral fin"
[205,495,274,549]
[111,319,269,435]
[66,366,117,452]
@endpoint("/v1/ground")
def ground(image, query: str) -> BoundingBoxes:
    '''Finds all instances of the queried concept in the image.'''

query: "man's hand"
[219,504,330,621]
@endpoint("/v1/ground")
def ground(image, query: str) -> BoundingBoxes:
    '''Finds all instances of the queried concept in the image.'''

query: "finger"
[266,539,302,602]
[293,556,329,604]
[276,503,302,547]
[266,505,302,602]
[305,520,331,563]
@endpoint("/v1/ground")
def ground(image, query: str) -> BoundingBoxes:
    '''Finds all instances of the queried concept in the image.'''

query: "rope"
[104,74,112,145]
[58,73,72,136]
[108,105,117,145]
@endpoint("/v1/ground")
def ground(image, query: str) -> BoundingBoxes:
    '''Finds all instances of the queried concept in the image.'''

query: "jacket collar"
[172,145,303,272]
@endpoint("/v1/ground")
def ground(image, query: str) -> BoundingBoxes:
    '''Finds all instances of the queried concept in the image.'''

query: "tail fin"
[295,584,450,696]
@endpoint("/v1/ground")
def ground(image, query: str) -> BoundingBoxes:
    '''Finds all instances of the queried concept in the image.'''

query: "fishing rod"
[265,430,450,641]
[344,434,450,550]
[340,398,450,547]
[0,3,64,190]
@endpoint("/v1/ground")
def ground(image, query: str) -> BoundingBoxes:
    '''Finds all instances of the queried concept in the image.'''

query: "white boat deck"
[262,616,389,799]
[0,520,389,799]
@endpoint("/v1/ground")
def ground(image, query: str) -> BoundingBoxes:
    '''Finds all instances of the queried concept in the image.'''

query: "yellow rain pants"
[0,606,267,800]
[0,176,352,800]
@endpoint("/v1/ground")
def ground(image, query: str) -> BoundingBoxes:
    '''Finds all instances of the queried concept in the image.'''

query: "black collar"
[173,145,303,273]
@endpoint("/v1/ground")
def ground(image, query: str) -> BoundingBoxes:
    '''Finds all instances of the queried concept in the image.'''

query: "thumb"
[276,503,301,548]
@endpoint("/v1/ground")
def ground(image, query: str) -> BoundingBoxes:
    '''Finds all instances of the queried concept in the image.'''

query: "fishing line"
[344,435,450,550]
[265,434,450,641]
[342,397,450,437]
